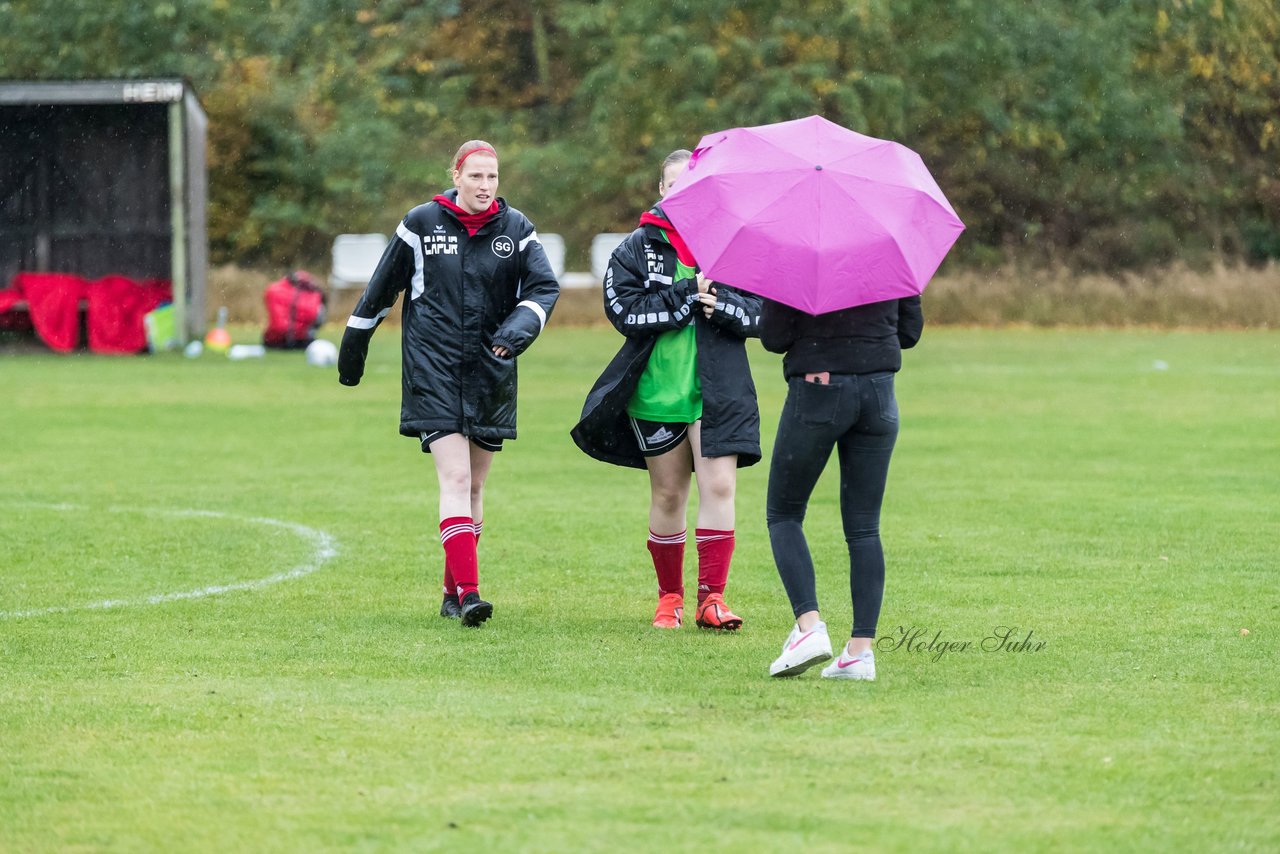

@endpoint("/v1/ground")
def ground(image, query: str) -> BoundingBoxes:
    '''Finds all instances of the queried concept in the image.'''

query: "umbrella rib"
[738,127,818,171]
[823,147,957,214]
[702,168,815,238]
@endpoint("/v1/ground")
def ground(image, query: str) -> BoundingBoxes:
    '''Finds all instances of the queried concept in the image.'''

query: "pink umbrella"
[661,115,965,314]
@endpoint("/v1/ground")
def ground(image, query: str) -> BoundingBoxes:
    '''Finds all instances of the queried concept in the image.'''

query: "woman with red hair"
[339,140,560,627]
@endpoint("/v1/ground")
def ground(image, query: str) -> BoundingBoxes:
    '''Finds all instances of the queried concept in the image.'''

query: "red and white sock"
[647,529,686,598]
[440,516,478,600]
[442,519,483,595]
[695,528,734,604]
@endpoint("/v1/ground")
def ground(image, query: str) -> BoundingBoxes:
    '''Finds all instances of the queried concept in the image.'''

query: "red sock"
[440,516,478,600]
[442,520,482,595]
[696,528,734,604]
[647,529,685,598]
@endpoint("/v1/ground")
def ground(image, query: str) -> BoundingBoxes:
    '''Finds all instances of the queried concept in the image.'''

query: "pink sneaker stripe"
[836,657,865,669]
[787,630,817,651]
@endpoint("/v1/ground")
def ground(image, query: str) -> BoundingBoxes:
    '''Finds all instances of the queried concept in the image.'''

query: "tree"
[2,0,1276,268]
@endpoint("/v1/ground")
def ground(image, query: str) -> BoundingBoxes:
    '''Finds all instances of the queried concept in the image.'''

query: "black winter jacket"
[760,296,923,377]
[338,191,560,442]
[571,208,763,469]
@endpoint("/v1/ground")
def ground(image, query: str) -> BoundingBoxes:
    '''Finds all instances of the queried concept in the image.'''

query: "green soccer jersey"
[626,254,702,422]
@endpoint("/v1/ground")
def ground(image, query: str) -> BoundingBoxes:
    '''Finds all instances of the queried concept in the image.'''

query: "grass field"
[2,324,1277,852]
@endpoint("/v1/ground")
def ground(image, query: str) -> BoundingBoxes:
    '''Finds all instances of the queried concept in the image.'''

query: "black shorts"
[419,431,504,453]
[628,417,690,457]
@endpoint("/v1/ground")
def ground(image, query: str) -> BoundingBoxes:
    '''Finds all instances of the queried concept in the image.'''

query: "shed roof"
[0,78,203,114]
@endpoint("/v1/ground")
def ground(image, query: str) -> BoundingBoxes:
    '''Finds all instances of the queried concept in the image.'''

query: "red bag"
[263,270,326,349]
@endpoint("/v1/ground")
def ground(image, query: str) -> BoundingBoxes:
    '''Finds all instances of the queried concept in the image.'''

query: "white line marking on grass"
[0,503,339,619]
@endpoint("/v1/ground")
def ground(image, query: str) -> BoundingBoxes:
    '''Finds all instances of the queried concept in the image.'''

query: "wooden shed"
[0,78,207,343]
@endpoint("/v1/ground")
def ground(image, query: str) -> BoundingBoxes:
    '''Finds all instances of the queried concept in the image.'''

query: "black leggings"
[766,372,899,638]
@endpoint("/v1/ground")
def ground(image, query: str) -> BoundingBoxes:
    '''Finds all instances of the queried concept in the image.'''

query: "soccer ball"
[305,339,339,368]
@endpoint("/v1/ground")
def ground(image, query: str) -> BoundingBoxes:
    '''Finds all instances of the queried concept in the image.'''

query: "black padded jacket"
[759,295,923,377]
[338,191,560,443]
[571,206,763,469]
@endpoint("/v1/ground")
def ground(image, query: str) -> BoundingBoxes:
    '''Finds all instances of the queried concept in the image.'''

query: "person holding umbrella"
[571,149,763,631]
[657,116,963,677]
[338,139,560,627]
[759,296,922,680]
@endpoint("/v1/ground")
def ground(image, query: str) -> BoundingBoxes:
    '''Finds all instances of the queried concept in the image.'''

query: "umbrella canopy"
[661,115,965,314]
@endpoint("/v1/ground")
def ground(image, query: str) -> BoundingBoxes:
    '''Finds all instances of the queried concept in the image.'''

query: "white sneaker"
[821,647,876,681]
[769,622,833,677]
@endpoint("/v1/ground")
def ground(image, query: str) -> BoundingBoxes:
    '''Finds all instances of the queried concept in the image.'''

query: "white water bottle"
[227,343,266,360]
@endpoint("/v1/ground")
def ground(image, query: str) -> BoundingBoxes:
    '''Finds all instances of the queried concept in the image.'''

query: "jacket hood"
[640,203,673,230]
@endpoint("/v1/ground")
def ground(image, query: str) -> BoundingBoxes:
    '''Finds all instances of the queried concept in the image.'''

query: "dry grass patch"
[207,261,1280,330]
[927,262,1280,328]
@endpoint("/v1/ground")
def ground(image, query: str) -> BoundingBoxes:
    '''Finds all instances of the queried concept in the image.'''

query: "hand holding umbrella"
[695,272,717,318]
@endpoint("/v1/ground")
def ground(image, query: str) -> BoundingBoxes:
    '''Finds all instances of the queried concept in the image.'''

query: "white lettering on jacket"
[425,234,459,256]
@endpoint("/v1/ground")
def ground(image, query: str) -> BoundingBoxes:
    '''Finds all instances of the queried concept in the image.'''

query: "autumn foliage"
[2,0,1276,271]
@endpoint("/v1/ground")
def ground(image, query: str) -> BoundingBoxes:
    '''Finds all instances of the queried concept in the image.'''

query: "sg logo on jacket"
[491,236,515,258]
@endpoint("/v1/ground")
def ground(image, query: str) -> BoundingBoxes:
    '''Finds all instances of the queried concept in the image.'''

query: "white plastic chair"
[329,233,389,290]
[590,233,630,280]
[538,232,566,279]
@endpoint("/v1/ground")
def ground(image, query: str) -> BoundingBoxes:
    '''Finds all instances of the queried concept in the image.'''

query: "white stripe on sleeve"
[346,307,392,329]
[516,299,547,331]
[519,231,540,251]
[396,221,426,300]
